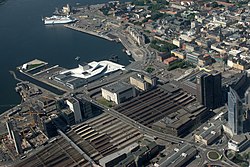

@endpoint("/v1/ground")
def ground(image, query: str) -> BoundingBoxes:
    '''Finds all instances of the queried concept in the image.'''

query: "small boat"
[125,50,132,56]
[109,55,119,63]
[75,56,80,61]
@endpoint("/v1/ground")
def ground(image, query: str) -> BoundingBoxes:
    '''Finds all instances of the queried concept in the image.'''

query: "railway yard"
[15,112,145,167]
[114,85,210,137]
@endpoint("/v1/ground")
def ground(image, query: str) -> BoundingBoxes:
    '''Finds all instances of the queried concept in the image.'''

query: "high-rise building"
[228,87,244,135]
[245,87,250,110]
[244,87,250,120]
[66,97,83,123]
[78,99,93,119]
[196,72,222,109]
[42,117,58,138]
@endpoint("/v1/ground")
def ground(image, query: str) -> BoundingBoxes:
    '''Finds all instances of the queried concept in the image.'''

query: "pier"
[64,24,114,42]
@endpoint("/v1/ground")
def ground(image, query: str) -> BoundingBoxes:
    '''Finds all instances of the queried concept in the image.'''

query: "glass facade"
[228,87,243,135]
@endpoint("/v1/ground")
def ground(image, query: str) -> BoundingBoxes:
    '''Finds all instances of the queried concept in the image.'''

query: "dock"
[64,24,115,42]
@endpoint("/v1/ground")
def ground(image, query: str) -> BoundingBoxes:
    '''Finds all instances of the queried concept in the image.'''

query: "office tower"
[196,72,222,109]
[228,87,244,135]
[245,87,250,110]
[78,98,93,119]
[42,117,58,138]
[66,97,83,123]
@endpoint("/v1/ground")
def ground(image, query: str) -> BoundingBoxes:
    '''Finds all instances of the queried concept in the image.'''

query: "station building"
[101,82,136,104]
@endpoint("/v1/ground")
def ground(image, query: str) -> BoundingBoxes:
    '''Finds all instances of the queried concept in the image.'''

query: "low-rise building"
[99,140,159,167]
[194,123,222,145]
[227,58,250,71]
[211,43,227,54]
[163,57,178,65]
[155,144,197,167]
[195,37,214,49]
[198,54,213,67]
[186,52,202,65]
[183,43,199,52]
[172,39,184,48]
[130,73,157,91]
[101,82,136,104]
[180,34,196,43]
[152,102,209,137]
[228,134,250,152]
[171,49,186,59]
[156,52,168,62]
[127,26,145,46]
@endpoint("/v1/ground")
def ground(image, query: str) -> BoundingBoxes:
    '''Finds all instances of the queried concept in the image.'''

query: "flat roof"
[67,97,78,104]
[99,143,138,167]
[103,82,133,94]
[158,144,196,166]
[160,83,180,93]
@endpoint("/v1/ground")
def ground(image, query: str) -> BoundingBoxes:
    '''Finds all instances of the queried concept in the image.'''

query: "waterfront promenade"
[64,24,144,61]
[64,24,114,41]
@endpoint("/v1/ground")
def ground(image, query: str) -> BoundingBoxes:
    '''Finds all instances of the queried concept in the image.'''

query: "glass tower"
[228,87,243,135]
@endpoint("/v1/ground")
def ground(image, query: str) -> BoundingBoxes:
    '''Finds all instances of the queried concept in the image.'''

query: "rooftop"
[103,82,133,94]
[61,60,125,79]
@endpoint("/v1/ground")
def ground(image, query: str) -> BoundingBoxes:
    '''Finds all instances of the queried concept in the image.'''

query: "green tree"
[211,1,218,8]
[151,12,163,20]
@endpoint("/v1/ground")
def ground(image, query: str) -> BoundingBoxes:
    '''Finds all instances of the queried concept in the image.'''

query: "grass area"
[167,60,195,71]
[97,97,114,108]
[150,39,177,52]
[145,66,155,73]
[227,151,235,160]
[27,63,44,70]
[207,151,221,161]
[233,153,249,167]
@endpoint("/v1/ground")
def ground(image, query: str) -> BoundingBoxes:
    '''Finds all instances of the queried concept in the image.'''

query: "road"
[71,90,240,166]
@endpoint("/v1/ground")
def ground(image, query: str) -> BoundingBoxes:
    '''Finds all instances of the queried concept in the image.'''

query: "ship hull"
[43,16,77,25]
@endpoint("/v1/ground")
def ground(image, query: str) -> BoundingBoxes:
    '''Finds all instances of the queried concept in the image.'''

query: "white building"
[54,60,125,89]
[66,97,83,123]
[61,60,125,80]
[228,135,250,152]
[130,73,157,91]
[127,26,145,46]
[101,82,136,104]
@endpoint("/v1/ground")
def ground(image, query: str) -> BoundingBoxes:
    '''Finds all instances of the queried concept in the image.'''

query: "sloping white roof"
[61,60,125,79]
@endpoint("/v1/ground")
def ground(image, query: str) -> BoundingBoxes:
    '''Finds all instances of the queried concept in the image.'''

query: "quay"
[16,70,66,96]
[64,24,115,42]
[64,25,144,61]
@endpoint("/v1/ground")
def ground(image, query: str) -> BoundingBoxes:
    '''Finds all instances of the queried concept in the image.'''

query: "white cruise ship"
[43,15,77,25]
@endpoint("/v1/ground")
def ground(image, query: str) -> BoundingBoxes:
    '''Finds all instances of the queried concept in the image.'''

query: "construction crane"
[12,115,25,121]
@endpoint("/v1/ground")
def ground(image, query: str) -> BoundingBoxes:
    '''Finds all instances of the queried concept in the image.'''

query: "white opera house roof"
[61,60,125,79]
[53,60,125,89]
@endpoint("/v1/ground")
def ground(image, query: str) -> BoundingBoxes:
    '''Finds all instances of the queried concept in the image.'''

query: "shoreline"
[64,24,143,62]
[17,70,66,95]
[64,24,115,41]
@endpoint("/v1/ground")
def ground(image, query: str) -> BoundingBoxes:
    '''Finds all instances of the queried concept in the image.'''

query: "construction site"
[0,81,61,160]
[14,112,160,167]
